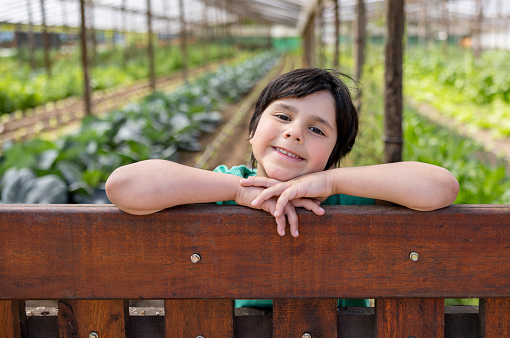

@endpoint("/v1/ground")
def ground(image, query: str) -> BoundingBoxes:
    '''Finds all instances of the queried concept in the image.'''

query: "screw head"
[302,333,312,338]
[409,251,419,262]
[191,253,201,263]
[89,332,99,338]
[196,336,204,338]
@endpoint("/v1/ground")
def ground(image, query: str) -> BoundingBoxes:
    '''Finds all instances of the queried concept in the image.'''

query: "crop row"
[0,44,235,115]
[337,45,510,205]
[405,47,510,138]
[0,52,280,204]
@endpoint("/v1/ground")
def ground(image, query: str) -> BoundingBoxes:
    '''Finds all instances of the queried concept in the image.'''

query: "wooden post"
[0,300,27,338]
[419,0,428,48]
[147,0,156,91]
[178,0,188,81]
[273,299,337,337]
[442,0,449,55]
[302,14,315,67]
[87,0,97,65]
[165,300,234,337]
[473,0,483,59]
[58,300,129,337]
[383,0,404,163]
[376,298,444,337]
[479,298,510,336]
[333,0,340,69]
[79,0,92,115]
[353,0,366,113]
[25,0,36,70]
[202,1,209,66]
[39,0,51,76]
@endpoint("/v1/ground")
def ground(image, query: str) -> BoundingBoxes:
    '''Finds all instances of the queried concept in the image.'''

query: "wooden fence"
[1,204,509,337]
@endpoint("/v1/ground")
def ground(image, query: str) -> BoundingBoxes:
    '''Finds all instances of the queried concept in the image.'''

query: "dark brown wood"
[0,300,27,338]
[58,300,129,337]
[146,0,156,90]
[1,204,510,300]
[383,0,404,163]
[473,0,483,59]
[164,300,233,337]
[273,299,337,337]
[353,0,366,113]
[479,298,510,336]
[333,0,340,69]
[79,0,92,115]
[21,305,484,337]
[178,0,188,81]
[375,298,444,337]
[39,0,51,76]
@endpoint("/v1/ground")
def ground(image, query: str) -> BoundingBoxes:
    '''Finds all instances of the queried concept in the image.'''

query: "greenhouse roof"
[0,0,508,35]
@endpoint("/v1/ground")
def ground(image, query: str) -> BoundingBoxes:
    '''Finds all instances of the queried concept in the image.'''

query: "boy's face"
[250,90,337,181]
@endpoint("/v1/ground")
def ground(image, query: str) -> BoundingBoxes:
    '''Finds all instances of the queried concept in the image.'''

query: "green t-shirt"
[214,165,375,308]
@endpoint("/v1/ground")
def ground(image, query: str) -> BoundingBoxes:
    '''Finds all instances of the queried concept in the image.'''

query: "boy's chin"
[265,168,300,182]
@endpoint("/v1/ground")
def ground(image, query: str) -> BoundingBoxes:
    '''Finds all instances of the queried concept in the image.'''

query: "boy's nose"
[284,129,303,143]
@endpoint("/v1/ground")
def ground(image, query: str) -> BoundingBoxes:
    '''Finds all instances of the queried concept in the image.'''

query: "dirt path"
[179,54,303,171]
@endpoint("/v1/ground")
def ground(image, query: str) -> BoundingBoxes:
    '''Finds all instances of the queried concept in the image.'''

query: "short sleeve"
[213,165,257,205]
[322,194,375,206]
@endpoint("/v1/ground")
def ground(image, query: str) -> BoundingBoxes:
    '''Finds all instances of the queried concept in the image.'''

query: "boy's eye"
[310,127,324,135]
[276,114,290,121]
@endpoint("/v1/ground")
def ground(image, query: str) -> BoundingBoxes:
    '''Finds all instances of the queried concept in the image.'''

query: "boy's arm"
[105,159,242,215]
[105,159,325,234]
[247,161,460,217]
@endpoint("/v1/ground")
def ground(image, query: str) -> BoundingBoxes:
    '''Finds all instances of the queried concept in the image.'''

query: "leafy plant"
[0,52,279,204]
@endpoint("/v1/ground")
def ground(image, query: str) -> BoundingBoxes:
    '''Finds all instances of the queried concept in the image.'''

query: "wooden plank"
[1,204,510,299]
[58,300,129,337]
[479,298,510,336]
[23,305,482,337]
[273,299,337,337]
[164,299,233,337]
[375,298,444,337]
[0,300,26,338]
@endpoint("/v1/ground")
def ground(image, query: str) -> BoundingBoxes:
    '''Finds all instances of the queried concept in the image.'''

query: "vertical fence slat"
[273,299,337,337]
[0,300,26,338]
[164,299,234,337]
[375,298,444,337]
[58,300,129,337]
[480,298,510,336]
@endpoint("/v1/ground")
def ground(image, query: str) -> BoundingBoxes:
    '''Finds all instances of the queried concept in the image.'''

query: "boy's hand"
[235,180,324,237]
[243,172,332,220]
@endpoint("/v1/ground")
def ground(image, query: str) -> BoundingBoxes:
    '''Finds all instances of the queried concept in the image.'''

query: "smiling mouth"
[275,147,304,160]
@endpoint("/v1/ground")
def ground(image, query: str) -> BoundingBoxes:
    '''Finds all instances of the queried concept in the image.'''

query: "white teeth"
[276,148,301,159]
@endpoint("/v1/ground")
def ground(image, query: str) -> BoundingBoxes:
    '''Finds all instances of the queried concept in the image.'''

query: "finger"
[284,204,299,237]
[240,176,280,188]
[275,213,287,236]
[292,199,325,216]
[251,184,289,207]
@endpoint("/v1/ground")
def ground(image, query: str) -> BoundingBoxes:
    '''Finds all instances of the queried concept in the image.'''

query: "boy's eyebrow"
[274,102,297,112]
[274,102,335,131]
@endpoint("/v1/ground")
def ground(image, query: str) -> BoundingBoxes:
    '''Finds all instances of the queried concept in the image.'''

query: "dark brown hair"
[249,68,359,170]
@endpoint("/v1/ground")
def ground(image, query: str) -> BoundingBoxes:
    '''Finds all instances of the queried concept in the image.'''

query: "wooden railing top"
[1,204,509,300]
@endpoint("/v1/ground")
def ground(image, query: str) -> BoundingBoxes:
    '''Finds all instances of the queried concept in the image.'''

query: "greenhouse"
[1,0,510,337]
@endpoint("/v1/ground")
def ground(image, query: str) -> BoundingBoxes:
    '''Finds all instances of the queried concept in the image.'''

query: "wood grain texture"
[0,300,26,338]
[23,305,483,337]
[479,298,510,336]
[375,298,444,337]
[273,299,337,337]
[58,300,129,337]
[1,204,510,299]
[164,299,233,337]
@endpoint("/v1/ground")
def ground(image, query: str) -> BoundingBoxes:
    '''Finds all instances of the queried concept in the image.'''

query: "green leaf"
[24,175,68,204]
[1,168,35,203]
